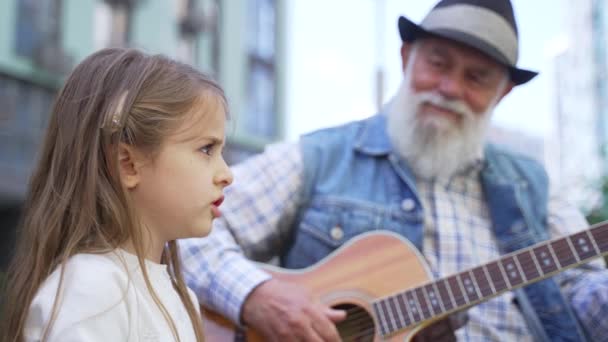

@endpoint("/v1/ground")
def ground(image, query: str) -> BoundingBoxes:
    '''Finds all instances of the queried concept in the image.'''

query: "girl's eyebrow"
[198,136,225,146]
[176,126,224,144]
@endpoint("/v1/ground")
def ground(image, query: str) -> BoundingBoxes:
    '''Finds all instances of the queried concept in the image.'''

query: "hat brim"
[398,16,538,85]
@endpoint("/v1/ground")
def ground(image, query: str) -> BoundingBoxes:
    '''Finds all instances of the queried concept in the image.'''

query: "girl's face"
[128,95,233,244]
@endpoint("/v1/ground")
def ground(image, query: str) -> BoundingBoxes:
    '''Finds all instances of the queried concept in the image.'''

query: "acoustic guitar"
[202,220,608,341]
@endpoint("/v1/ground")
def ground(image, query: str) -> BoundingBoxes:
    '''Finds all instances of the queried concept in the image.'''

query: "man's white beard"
[387,61,505,180]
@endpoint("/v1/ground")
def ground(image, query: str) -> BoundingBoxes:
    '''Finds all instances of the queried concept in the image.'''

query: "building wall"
[0,0,287,267]
[551,0,605,210]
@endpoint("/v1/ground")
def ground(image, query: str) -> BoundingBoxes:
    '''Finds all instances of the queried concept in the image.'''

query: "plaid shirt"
[180,142,608,341]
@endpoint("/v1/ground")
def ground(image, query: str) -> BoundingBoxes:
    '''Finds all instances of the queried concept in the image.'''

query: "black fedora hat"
[398,0,538,85]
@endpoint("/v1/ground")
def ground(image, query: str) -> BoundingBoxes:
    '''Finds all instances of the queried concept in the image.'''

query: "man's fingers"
[324,307,347,323]
[305,325,326,342]
[307,305,342,342]
[241,279,345,341]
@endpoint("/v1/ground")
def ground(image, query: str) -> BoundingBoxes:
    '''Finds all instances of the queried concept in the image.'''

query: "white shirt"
[24,250,200,342]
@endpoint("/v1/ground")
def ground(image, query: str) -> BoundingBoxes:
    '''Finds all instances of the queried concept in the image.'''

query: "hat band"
[420,4,518,65]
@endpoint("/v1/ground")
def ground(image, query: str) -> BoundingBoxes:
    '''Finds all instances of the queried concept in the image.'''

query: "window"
[245,0,277,139]
[175,0,221,73]
[95,0,137,48]
[14,0,62,58]
[0,73,55,179]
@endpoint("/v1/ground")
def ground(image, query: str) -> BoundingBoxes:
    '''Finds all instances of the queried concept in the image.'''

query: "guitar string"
[211,231,607,341]
[244,244,602,342]
[337,320,374,335]
[336,239,608,341]
[334,244,589,333]
[340,327,375,341]
[335,312,375,340]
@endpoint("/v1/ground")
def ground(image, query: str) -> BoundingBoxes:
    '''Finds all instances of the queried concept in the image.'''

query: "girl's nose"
[215,159,233,187]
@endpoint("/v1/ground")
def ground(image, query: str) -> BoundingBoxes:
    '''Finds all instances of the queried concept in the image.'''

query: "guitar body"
[202,231,435,341]
[201,220,608,341]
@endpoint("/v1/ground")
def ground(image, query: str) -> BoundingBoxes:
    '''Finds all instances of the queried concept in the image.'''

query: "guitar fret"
[512,252,528,283]
[497,259,512,289]
[363,223,608,339]
[481,265,497,294]
[486,261,508,292]
[455,274,470,304]
[592,225,608,252]
[459,271,480,302]
[405,290,423,324]
[420,287,436,317]
[565,236,581,263]
[447,275,467,307]
[547,243,561,268]
[517,250,541,280]
[551,238,577,268]
[372,302,389,336]
[587,230,602,255]
[469,267,492,298]
[414,287,433,319]
[533,245,558,274]
[436,279,456,312]
[528,247,545,277]
[379,299,397,334]
[501,256,524,287]
[470,270,483,299]
[472,266,493,297]
[396,294,414,328]
[570,231,599,260]
[388,295,407,330]
[430,283,446,314]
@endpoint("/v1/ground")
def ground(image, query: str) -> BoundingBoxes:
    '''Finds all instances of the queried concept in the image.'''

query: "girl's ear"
[118,143,143,190]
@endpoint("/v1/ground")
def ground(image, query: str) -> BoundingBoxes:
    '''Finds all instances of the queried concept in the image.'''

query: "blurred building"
[487,125,545,164]
[550,0,607,210]
[0,0,287,268]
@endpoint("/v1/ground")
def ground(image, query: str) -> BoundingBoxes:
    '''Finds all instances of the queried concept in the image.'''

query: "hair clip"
[102,90,129,133]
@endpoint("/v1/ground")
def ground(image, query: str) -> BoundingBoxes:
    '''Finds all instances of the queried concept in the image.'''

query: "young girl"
[2,48,233,341]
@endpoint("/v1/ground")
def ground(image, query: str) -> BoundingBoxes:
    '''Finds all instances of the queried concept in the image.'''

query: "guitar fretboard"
[371,221,608,337]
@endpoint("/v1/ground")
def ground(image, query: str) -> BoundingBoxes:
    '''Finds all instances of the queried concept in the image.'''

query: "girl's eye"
[200,144,215,156]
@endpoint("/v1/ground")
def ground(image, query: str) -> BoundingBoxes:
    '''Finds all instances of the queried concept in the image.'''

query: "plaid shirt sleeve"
[179,142,304,324]
[547,187,608,341]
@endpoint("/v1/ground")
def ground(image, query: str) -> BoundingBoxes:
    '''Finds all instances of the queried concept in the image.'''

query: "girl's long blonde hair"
[2,48,225,342]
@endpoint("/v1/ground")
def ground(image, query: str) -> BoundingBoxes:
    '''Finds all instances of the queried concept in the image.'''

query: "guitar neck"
[372,221,608,336]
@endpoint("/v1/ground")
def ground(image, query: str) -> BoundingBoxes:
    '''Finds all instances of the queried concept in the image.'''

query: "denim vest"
[282,114,588,341]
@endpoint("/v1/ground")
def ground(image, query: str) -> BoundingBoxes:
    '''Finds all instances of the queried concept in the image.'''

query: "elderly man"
[181,0,608,341]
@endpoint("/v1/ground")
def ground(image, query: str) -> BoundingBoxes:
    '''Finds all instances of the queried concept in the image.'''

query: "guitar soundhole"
[333,303,375,342]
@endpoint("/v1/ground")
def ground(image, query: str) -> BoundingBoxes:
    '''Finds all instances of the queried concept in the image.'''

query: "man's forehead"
[417,36,505,68]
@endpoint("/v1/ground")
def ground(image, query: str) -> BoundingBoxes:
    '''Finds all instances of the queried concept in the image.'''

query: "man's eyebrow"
[428,45,448,56]
[470,65,503,79]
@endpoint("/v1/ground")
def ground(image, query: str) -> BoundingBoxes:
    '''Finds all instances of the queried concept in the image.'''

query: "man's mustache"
[413,92,475,119]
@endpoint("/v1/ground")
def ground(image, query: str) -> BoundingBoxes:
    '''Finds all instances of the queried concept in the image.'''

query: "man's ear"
[118,143,143,190]
[400,42,413,71]
[498,81,515,102]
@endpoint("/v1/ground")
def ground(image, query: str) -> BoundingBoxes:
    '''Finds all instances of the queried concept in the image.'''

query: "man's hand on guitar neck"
[241,278,346,342]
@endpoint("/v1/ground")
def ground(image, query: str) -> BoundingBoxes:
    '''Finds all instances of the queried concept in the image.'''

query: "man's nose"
[437,74,464,100]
